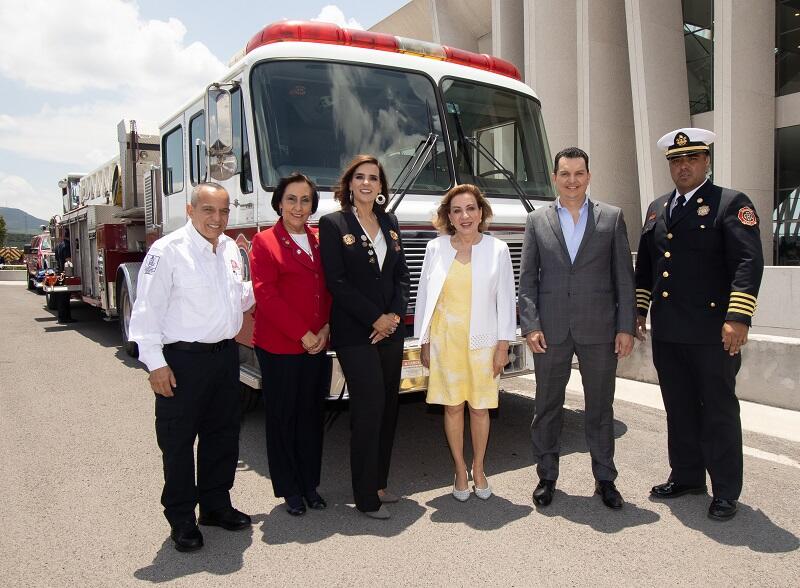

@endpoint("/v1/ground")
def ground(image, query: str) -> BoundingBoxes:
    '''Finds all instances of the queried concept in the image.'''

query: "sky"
[0,0,408,220]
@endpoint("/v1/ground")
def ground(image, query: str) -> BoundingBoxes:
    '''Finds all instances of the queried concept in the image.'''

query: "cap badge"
[697,205,710,217]
[675,132,689,147]
[343,234,356,245]
[737,207,758,226]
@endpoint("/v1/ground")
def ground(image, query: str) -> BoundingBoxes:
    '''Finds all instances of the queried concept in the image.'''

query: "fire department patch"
[389,230,399,241]
[737,206,757,226]
[647,212,657,221]
[143,254,160,275]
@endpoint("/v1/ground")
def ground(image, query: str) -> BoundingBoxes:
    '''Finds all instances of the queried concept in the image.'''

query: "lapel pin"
[697,205,710,216]
[343,234,355,245]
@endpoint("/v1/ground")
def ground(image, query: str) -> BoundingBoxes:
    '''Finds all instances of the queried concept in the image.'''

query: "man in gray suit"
[519,146,636,509]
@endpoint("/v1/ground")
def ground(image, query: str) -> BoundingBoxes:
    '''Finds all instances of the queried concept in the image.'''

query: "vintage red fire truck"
[61,21,556,406]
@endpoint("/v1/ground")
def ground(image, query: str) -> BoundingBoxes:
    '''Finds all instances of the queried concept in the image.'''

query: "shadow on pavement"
[651,496,800,553]
[133,526,252,583]
[535,490,660,532]
[235,389,630,542]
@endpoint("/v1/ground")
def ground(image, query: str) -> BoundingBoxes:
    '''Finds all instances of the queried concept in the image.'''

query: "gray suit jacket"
[518,199,636,345]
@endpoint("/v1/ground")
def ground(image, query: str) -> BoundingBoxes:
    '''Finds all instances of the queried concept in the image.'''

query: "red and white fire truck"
[62,21,556,405]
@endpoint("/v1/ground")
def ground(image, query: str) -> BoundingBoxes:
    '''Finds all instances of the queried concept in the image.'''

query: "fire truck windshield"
[250,60,450,191]
[442,78,554,200]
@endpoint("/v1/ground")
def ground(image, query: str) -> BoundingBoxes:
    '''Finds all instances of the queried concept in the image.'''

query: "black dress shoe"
[170,521,203,552]
[595,480,623,509]
[532,479,556,506]
[708,498,738,521]
[304,490,327,510]
[285,495,307,516]
[198,506,251,530]
[650,480,708,499]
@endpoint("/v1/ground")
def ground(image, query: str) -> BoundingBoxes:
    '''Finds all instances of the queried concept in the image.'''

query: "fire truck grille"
[402,232,525,316]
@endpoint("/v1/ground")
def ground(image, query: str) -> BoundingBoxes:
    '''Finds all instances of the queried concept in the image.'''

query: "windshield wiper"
[386,132,438,214]
[463,136,533,213]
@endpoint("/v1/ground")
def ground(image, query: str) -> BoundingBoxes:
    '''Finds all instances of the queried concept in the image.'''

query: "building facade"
[373,0,800,265]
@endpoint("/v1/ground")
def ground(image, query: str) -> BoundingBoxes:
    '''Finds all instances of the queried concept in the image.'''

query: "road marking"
[743,446,800,469]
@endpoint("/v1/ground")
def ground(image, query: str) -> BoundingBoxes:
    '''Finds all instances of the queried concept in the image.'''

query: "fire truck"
[66,21,556,406]
[51,122,158,354]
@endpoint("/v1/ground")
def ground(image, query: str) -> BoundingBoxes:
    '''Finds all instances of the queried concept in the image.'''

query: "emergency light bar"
[245,20,522,81]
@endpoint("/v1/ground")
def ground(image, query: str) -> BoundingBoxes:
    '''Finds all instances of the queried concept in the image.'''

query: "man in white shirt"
[130,182,255,552]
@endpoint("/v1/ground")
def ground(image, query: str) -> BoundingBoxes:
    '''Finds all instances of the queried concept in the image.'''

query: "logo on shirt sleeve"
[737,206,758,226]
[143,254,160,275]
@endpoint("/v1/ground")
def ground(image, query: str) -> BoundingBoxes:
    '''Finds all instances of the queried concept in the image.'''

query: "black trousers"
[57,292,72,321]
[255,347,329,498]
[652,340,743,500]
[336,340,403,512]
[156,343,241,526]
[531,333,618,482]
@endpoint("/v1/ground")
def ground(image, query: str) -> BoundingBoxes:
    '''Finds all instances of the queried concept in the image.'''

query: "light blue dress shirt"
[556,197,589,263]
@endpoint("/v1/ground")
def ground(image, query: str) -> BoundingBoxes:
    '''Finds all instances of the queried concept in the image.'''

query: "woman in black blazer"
[318,154,410,519]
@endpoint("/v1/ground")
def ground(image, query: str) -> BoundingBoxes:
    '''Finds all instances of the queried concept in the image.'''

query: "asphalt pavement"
[1,282,798,587]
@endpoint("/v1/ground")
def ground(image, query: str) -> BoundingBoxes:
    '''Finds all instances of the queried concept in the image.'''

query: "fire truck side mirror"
[206,85,238,181]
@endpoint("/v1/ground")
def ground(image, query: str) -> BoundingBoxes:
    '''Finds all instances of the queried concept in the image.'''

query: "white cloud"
[0,172,61,221]
[0,0,227,170]
[0,0,225,94]
[312,5,364,30]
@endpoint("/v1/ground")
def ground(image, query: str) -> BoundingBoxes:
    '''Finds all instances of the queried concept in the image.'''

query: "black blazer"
[319,209,411,349]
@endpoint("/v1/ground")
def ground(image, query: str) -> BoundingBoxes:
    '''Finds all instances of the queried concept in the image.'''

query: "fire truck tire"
[45,292,57,310]
[27,276,35,290]
[239,384,261,412]
[118,281,139,358]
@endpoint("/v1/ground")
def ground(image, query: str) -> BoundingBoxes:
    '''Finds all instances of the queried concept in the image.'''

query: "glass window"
[776,0,800,96]
[189,113,206,185]
[441,78,553,199]
[775,124,800,265]
[231,87,253,194]
[250,60,450,191]
[162,125,184,195]
[682,0,714,115]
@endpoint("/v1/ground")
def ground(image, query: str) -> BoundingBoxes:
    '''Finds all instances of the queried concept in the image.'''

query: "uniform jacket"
[413,234,516,349]
[318,209,410,349]
[249,219,332,354]
[518,199,636,345]
[635,181,764,343]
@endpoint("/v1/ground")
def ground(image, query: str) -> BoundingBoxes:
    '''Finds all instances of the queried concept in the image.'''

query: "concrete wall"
[617,266,800,411]
[616,332,800,412]
[0,270,26,282]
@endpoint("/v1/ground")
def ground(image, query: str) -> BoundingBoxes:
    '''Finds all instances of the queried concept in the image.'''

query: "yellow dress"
[426,260,499,409]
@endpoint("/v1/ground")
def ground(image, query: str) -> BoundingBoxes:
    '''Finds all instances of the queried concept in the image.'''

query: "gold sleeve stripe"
[636,289,651,294]
[729,297,756,310]
[730,292,757,303]
[727,304,754,316]
[637,304,650,310]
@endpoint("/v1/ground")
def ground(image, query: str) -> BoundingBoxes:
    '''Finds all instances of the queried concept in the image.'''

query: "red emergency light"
[245,20,522,81]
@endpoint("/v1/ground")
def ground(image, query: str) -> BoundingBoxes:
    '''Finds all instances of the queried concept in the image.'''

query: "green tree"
[0,215,7,247]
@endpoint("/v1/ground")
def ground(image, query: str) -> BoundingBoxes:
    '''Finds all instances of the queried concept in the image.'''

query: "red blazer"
[250,220,332,354]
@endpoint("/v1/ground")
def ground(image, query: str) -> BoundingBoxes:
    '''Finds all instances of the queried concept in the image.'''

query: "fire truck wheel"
[27,277,35,290]
[239,384,261,412]
[45,292,58,310]
[118,281,139,358]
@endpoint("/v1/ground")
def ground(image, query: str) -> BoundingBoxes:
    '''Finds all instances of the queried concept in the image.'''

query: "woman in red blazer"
[249,172,332,517]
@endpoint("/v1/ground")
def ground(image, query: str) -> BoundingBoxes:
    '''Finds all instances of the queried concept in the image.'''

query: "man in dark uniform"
[635,127,764,521]
[54,229,74,323]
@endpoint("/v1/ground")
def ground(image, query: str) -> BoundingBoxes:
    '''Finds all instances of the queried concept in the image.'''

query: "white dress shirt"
[129,220,255,371]
[353,209,387,269]
[669,179,708,214]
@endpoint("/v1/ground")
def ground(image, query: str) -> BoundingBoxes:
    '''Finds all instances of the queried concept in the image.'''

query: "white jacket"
[414,234,516,349]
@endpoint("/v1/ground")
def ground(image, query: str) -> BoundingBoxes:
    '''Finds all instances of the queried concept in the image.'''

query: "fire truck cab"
[115,21,556,404]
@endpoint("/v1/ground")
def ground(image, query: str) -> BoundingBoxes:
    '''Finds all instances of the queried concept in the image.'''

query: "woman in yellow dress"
[414,184,516,500]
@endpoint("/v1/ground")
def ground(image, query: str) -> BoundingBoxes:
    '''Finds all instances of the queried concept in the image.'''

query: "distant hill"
[0,207,49,234]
